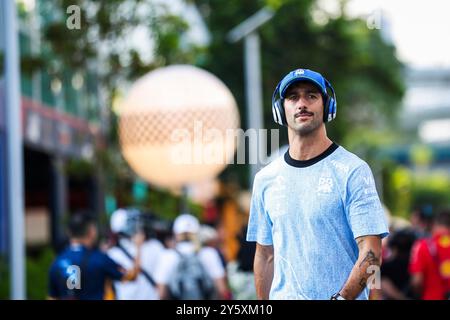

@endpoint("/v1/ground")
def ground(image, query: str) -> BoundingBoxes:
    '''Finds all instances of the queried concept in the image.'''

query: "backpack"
[168,249,215,300]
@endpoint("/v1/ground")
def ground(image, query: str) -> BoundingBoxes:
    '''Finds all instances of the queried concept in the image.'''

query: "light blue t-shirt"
[246,143,389,300]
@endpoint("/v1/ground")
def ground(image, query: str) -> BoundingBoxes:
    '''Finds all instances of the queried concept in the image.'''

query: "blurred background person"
[410,205,435,239]
[154,214,231,300]
[380,229,417,299]
[227,225,257,300]
[409,209,450,299]
[48,212,143,300]
[198,224,227,269]
[199,224,233,298]
[107,208,164,300]
[152,218,176,249]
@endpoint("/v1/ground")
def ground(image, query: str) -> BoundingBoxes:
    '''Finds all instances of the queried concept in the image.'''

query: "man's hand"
[132,230,146,247]
[254,243,274,300]
[338,235,382,300]
[122,231,145,282]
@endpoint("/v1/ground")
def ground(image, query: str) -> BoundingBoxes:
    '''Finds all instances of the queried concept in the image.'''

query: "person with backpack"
[107,208,165,300]
[409,209,450,299]
[154,214,230,300]
[48,212,144,300]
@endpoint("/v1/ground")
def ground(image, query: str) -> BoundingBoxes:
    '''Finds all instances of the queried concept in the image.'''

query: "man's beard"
[291,116,322,136]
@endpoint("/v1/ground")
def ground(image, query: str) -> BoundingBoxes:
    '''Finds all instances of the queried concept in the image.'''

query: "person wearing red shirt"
[409,209,450,300]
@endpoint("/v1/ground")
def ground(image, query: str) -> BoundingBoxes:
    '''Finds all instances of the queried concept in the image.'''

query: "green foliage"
[146,188,203,221]
[35,0,208,215]
[388,166,413,218]
[343,128,400,164]
[0,248,55,300]
[40,0,200,89]
[386,166,450,218]
[26,248,55,299]
[65,158,94,179]
[411,173,450,212]
[410,144,434,167]
[0,255,8,299]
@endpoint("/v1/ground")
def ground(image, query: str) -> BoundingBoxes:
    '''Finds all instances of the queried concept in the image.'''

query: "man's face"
[283,82,324,135]
[86,223,98,247]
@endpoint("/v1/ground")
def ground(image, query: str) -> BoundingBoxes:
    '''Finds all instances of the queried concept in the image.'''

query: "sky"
[345,0,450,68]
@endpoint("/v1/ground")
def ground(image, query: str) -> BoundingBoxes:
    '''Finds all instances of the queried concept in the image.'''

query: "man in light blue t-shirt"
[247,68,389,300]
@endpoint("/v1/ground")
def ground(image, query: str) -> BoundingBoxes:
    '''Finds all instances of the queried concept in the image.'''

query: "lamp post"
[227,7,274,188]
[3,0,26,300]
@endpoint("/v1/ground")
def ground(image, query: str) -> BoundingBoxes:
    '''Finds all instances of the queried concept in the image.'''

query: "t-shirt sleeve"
[246,176,273,245]
[101,253,125,281]
[409,240,428,274]
[345,162,389,239]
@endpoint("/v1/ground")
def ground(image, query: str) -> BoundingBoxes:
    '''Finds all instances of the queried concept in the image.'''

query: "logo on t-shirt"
[317,177,333,194]
[440,260,450,278]
[331,160,349,175]
[438,235,450,248]
[363,175,377,195]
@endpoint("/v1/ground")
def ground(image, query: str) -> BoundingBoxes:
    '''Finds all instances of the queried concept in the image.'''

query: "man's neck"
[71,238,91,248]
[288,126,333,161]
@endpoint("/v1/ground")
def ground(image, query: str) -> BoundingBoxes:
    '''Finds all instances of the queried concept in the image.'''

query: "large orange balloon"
[118,65,240,188]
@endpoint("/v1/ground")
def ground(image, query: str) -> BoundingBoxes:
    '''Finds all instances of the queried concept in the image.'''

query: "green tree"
[39,0,200,105]
[35,0,204,220]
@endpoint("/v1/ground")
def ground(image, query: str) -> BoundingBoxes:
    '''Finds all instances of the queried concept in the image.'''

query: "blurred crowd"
[46,205,450,300]
[376,206,450,300]
[47,208,256,300]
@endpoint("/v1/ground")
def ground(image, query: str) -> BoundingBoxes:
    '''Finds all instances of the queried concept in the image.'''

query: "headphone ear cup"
[323,95,337,122]
[323,95,330,122]
[278,100,287,126]
[272,99,287,126]
[328,97,336,121]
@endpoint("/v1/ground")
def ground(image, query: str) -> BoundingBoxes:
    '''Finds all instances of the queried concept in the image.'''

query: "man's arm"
[338,235,382,300]
[157,283,170,300]
[214,276,232,300]
[254,243,274,300]
[120,231,145,282]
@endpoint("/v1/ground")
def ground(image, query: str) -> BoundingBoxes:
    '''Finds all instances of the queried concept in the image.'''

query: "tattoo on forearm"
[359,277,367,289]
[356,250,380,290]
[359,250,380,268]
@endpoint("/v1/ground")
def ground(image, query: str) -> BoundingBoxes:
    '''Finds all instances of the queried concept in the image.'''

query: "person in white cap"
[107,208,164,300]
[154,214,231,300]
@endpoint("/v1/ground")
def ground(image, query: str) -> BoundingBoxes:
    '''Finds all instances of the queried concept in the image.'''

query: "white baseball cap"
[110,208,129,234]
[173,214,200,235]
[198,224,218,244]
